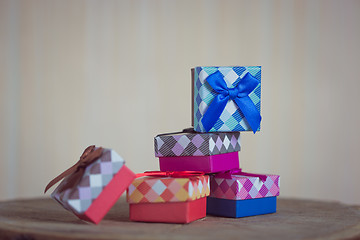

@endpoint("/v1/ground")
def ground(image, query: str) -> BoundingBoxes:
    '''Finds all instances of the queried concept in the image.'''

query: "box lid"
[154,128,241,157]
[210,171,280,200]
[127,174,210,204]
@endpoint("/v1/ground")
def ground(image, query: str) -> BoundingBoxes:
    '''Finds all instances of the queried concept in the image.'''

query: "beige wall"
[1,0,360,204]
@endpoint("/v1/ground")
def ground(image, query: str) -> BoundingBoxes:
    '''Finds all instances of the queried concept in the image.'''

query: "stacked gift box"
[207,169,280,218]
[192,66,280,218]
[154,129,241,173]
[45,65,280,225]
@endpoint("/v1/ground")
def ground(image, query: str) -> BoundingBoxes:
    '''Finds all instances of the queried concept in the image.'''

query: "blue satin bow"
[201,71,261,133]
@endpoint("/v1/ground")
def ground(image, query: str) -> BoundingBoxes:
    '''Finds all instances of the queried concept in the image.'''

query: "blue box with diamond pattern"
[192,66,261,132]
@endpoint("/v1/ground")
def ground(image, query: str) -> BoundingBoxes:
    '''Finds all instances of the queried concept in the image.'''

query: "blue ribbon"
[201,71,261,133]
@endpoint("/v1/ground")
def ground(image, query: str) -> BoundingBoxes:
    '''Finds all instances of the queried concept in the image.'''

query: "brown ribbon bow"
[44,145,103,193]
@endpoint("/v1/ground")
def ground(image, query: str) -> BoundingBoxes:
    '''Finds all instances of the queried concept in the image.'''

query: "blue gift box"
[207,169,280,218]
[207,196,277,218]
[192,66,261,133]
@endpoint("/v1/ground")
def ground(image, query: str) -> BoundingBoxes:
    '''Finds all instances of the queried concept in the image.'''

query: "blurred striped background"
[1,0,359,204]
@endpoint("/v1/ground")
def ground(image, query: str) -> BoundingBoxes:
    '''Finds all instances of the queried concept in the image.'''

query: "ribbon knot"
[201,70,261,133]
[78,161,89,169]
[228,87,238,100]
[44,145,103,193]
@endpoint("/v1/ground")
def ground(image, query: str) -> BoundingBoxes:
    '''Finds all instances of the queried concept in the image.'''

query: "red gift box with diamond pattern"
[127,174,210,223]
[50,148,136,224]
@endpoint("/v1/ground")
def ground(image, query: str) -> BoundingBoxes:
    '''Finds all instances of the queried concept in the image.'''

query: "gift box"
[45,146,136,224]
[127,171,210,223]
[155,129,240,173]
[192,66,261,133]
[207,169,280,218]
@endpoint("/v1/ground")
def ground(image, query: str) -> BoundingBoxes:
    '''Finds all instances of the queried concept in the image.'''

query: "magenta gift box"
[155,129,241,173]
[159,151,239,173]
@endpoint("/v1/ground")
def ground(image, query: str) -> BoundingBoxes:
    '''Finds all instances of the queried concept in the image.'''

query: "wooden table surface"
[1,197,360,240]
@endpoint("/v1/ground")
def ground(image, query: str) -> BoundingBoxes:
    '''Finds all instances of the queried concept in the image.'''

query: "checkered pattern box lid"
[154,131,241,157]
[209,173,280,200]
[127,175,210,204]
[51,148,125,214]
[193,66,261,132]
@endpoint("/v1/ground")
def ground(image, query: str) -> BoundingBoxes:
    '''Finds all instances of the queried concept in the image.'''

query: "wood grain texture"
[1,197,360,240]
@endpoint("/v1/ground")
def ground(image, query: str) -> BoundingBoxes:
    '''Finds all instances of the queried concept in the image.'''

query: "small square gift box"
[44,145,136,224]
[154,128,240,173]
[192,66,262,133]
[127,171,210,223]
[207,168,280,218]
